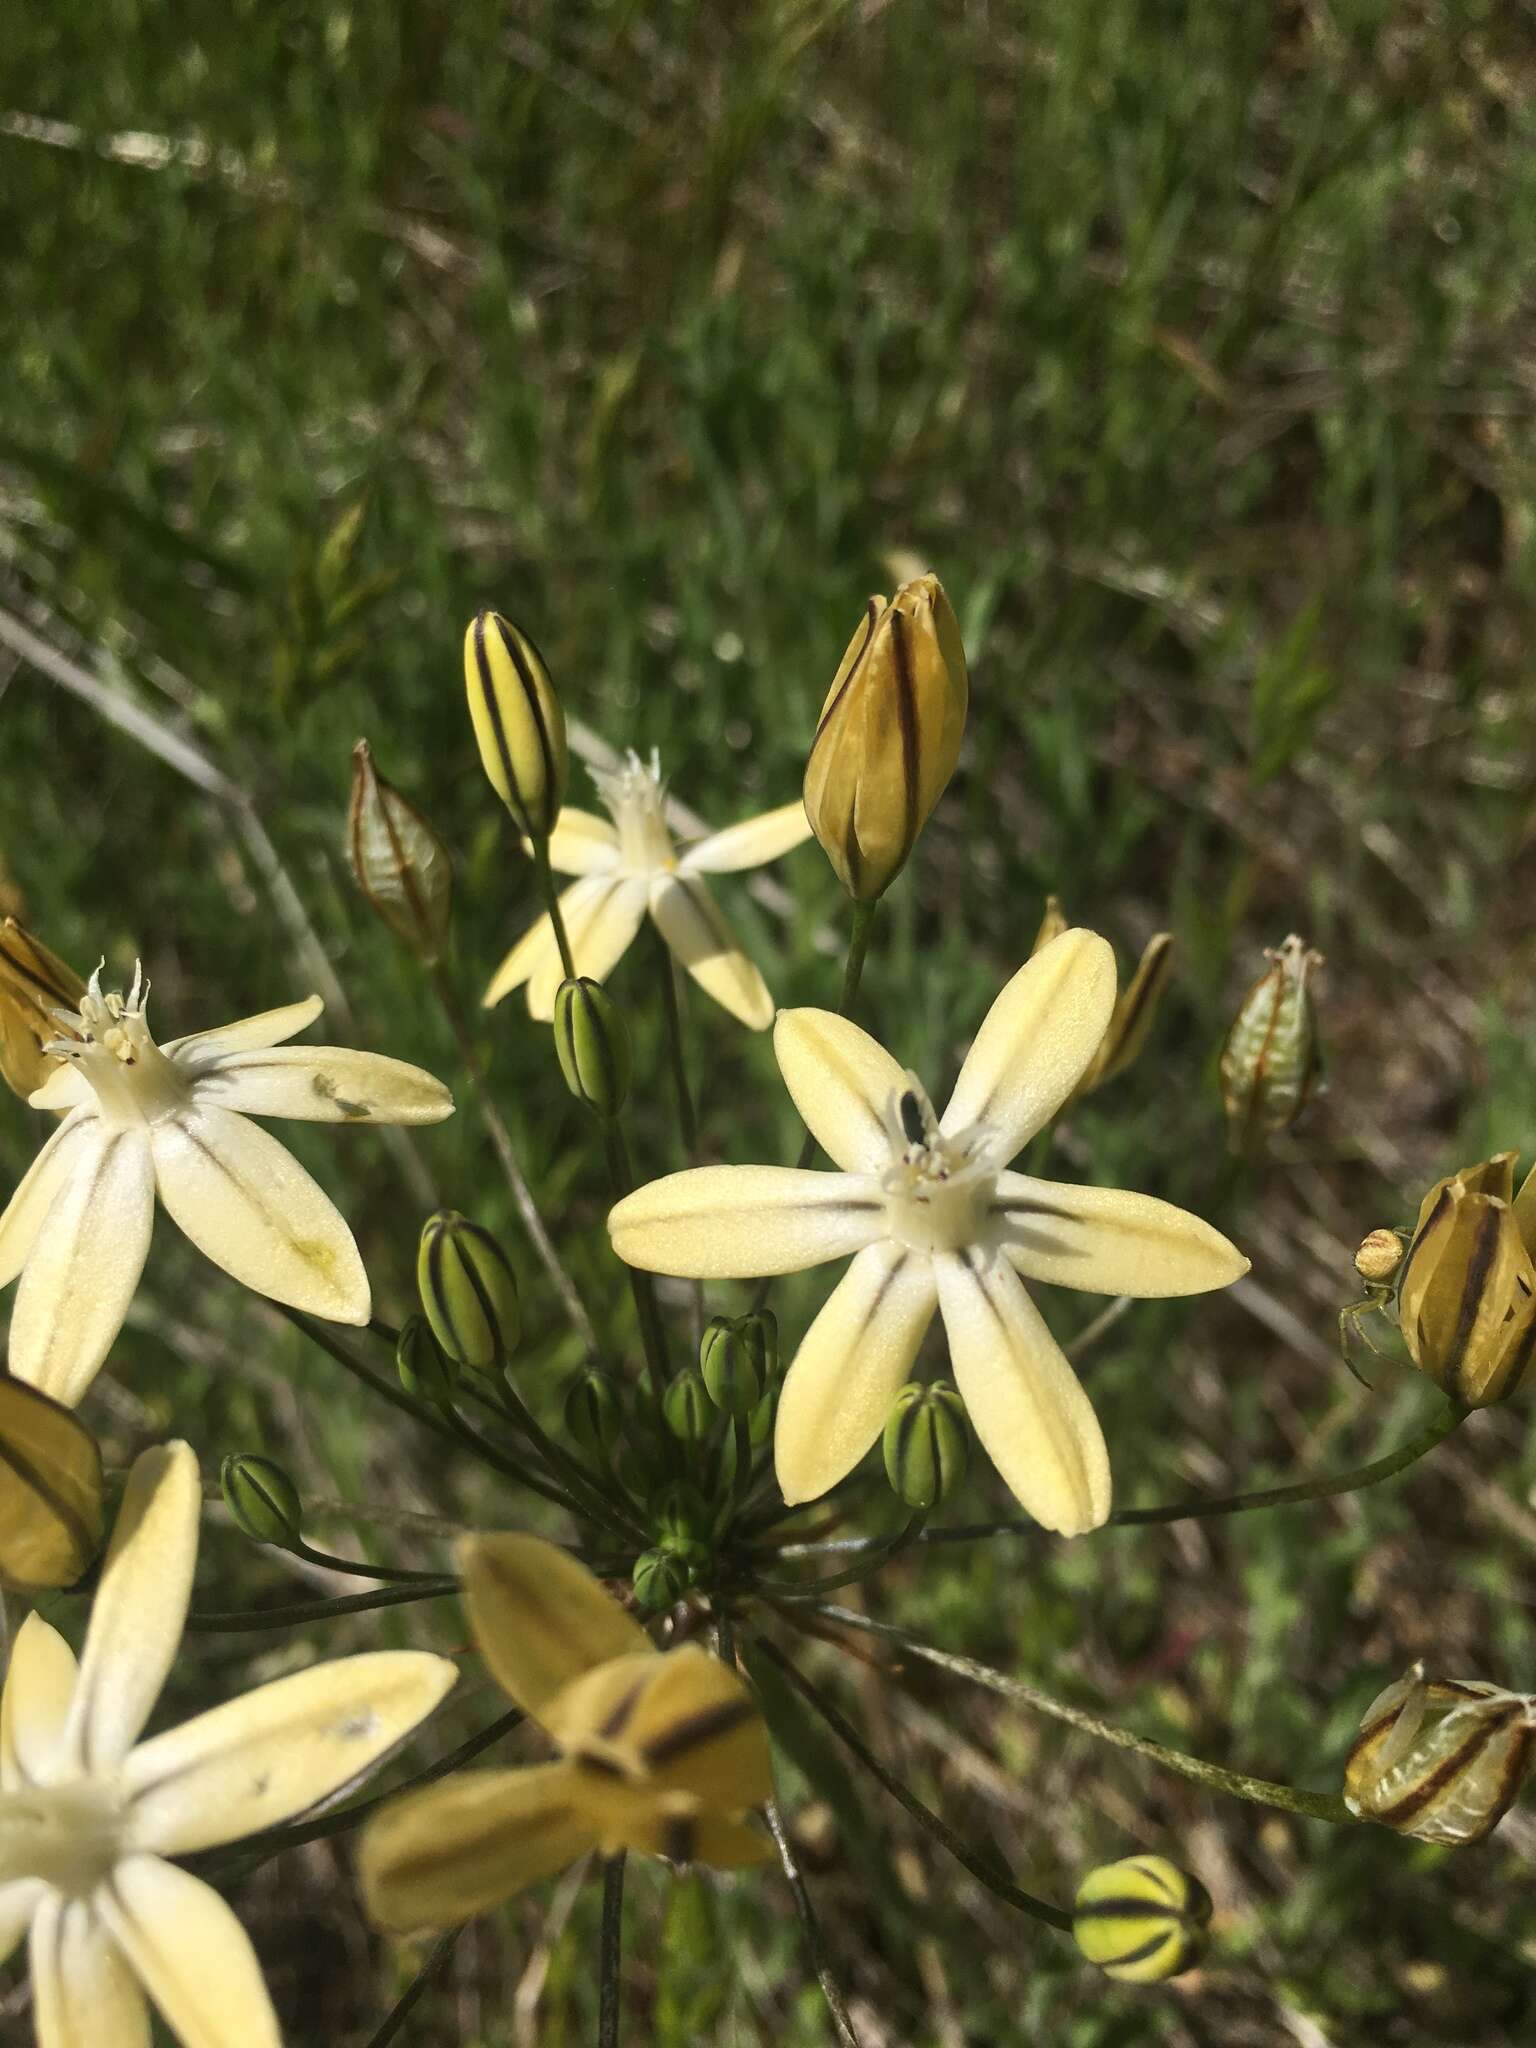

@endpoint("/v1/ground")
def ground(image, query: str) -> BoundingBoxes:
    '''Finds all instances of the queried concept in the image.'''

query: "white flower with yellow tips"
[0,967,454,1408]
[483,750,810,1029]
[360,1533,771,1931]
[0,1441,456,2048]
[609,929,1248,1537]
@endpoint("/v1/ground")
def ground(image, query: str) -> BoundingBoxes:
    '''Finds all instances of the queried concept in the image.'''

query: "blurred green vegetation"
[5,1,1536,2042]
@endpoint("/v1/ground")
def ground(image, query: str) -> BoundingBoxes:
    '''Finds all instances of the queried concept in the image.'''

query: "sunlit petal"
[606,1796,771,1869]
[528,874,649,1019]
[189,1046,453,1126]
[31,1895,149,2048]
[26,1066,91,1114]
[97,1857,281,2048]
[609,1166,883,1279]
[941,930,1116,1160]
[0,1105,101,1289]
[773,1009,907,1173]
[775,1240,938,1504]
[649,873,774,1030]
[536,807,623,876]
[0,1614,78,1790]
[459,1533,652,1719]
[678,801,813,875]
[124,1651,458,1856]
[993,1173,1249,1297]
[0,1878,45,1968]
[359,1763,596,1932]
[587,1644,772,1810]
[8,1126,154,1409]
[63,1442,200,1772]
[150,1106,369,1324]
[163,994,324,1065]
[934,1250,1110,1537]
[483,911,561,1009]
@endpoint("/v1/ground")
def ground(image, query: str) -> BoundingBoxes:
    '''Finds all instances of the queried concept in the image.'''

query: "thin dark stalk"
[186,1580,456,1633]
[362,1930,459,2048]
[531,834,577,976]
[494,1370,647,1543]
[756,1637,1071,1929]
[599,1853,627,2048]
[764,1796,862,2048]
[292,1540,447,1586]
[653,925,704,1349]
[752,1513,925,1598]
[604,1124,672,1408]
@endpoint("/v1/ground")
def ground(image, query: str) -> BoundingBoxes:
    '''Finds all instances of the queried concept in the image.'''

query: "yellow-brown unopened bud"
[804,574,968,902]
[1219,935,1323,1154]
[0,1378,104,1594]
[1079,932,1174,1097]
[0,917,85,1102]
[464,609,568,837]
[1354,1229,1405,1285]
[1030,895,1069,956]
[1344,1663,1536,1845]
[1395,1154,1536,1405]
[346,740,454,964]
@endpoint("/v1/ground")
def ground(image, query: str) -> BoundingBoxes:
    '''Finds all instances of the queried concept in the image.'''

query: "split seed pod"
[1344,1663,1536,1845]
[346,740,453,964]
[1219,934,1324,1153]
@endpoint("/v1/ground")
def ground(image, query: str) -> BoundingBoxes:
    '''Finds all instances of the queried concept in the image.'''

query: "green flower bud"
[396,1314,458,1407]
[700,1316,762,1414]
[736,1307,778,1384]
[632,1546,693,1612]
[882,1380,968,1510]
[221,1453,303,1548]
[346,740,453,964]
[552,977,631,1118]
[1219,935,1324,1155]
[464,609,568,838]
[650,1480,710,1543]
[718,1390,775,1488]
[565,1369,623,1456]
[663,1370,714,1444]
[417,1210,520,1370]
[1072,1856,1212,1983]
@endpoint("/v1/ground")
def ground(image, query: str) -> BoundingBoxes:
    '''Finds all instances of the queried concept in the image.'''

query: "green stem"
[599,1853,627,2048]
[363,1931,459,2048]
[764,1795,863,2048]
[654,926,704,1351]
[751,1513,926,1598]
[290,1540,447,1586]
[604,1125,672,1409]
[530,833,577,976]
[186,1581,456,1632]
[755,1636,1071,1929]
[811,1606,1351,1824]
[494,1371,647,1543]
[429,958,599,1357]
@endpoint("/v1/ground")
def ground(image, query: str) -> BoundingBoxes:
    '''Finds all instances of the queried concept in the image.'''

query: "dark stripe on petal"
[641,1696,756,1770]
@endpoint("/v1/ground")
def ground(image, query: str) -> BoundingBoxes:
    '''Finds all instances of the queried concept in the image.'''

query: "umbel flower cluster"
[0,574,1529,2043]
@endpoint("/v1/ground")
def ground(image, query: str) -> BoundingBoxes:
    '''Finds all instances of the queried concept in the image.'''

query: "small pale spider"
[1338,1226,1413,1381]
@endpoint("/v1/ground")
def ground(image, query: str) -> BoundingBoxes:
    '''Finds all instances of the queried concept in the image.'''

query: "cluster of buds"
[0,915,84,1102]
[1219,935,1324,1154]
[1031,897,1174,1099]
[417,1210,521,1371]
[1071,1855,1211,1982]
[1344,1662,1536,1845]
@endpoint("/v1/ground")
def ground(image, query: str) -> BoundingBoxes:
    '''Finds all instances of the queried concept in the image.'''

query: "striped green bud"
[719,1390,775,1487]
[1344,1662,1536,1844]
[346,740,453,964]
[417,1210,520,1370]
[736,1307,778,1384]
[700,1316,762,1414]
[663,1370,714,1444]
[632,1545,693,1612]
[396,1314,458,1407]
[552,977,631,1118]
[464,609,568,838]
[1072,1856,1212,1983]
[1219,935,1324,1154]
[565,1369,623,1456]
[221,1453,303,1548]
[882,1380,967,1510]
[650,1481,710,1543]
[0,1378,104,1595]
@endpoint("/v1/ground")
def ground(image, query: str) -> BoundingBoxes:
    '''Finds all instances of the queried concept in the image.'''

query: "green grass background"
[5,2,1536,2041]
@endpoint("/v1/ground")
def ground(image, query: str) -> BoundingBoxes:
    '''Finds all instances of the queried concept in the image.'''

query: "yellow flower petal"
[189,1046,454,1126]
[459,1533,653,1720]
[527,874,649,1019]
[536,1650,660,1755]
[150,1107,369,1324]
[1,1614,78,1790]
[608,1166,883,1279]
[934,1250,1110,1537]
[941,931,1116,1161]
[993,1174,1249,1297]
[161,994,324,1063]
[96,1856,280,2048]
[483,910,561,1009]
[124,1651,458,1857]
[773,1008,906,1173]
[603,1794,772,1869]
[8,1126,155,1409]
[30,1895,148,2048]
[0,1107,100,1289]
[678,801,813,875]
[63,1442,199,1772]
[536,807,623,876]
[359,1763,595,1932]
[649,873,774,1030]
[775,1240,938,1504]
[594,1644,772,1811]
[0,1381,104,1596]
[0,1879,44,1967]
[26,1065,91,1114]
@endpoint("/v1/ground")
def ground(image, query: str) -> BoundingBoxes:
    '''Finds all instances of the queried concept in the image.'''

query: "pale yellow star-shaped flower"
[0,967,454,1407]
[0,1441,456,2048]
[483,750,811,1029]
[361,1533,771,1932]
[609,928,1249,1537]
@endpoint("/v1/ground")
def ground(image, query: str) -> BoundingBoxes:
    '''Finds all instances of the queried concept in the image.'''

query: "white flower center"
[880,1078,998,1255]
[592,750,676,874]
[0,1777,126,1896]
[47,963,191,1127]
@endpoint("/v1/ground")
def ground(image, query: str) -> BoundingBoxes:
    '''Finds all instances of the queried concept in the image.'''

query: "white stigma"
[880,1075,998,1254]
[45,959,191,1126]
[591,749,676,873]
